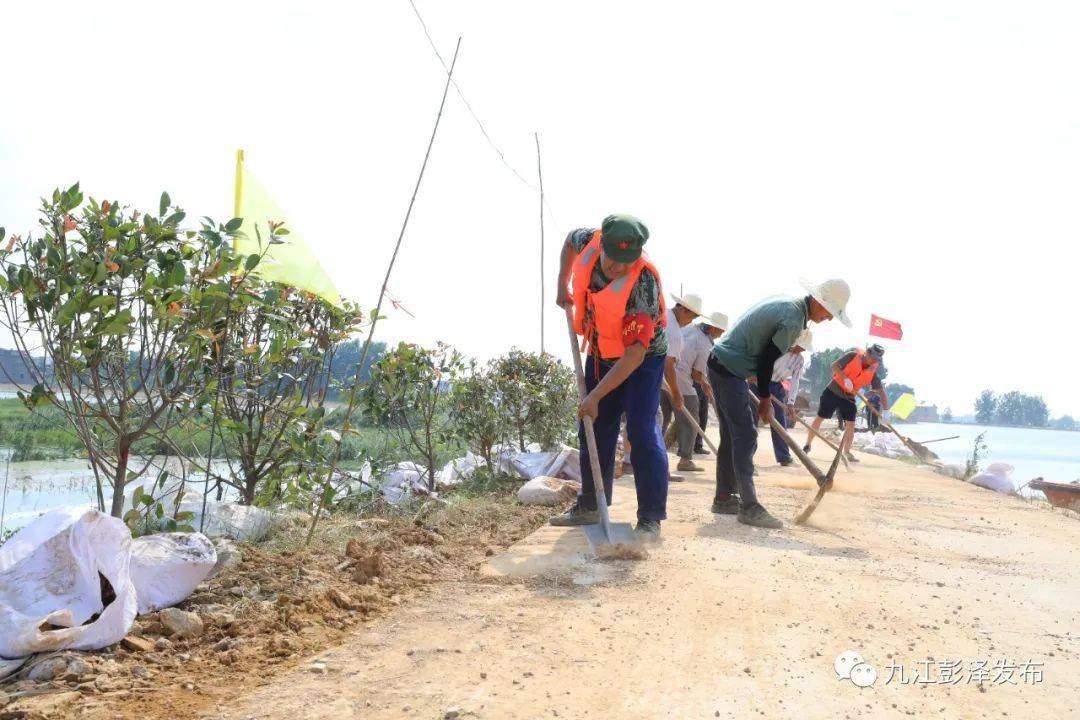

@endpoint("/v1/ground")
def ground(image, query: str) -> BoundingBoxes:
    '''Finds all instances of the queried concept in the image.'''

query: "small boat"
[1029,479,1080,513]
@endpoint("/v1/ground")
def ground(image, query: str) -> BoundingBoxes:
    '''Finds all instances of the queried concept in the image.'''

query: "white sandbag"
[970,463,1015,494]
[378,462,430,504]
[129,533,217,615]
[436,453,483,487]
[517,476,579,506]
[0,508,136,659]
[177,500,275,542]
[499,445,581,482]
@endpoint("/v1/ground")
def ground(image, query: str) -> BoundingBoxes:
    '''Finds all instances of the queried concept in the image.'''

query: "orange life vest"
[832,350,878,396]
[571,230,667,360]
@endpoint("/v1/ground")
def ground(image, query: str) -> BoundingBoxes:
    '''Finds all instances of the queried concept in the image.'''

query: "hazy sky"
[2,1,1078,416]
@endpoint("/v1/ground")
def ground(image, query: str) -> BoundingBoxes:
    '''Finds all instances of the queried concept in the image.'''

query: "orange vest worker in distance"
[832,349,879,397]
[550,214,671,540]
[571,229,668,360]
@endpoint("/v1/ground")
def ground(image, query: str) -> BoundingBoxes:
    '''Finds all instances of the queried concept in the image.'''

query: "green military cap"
[600,214,649,263]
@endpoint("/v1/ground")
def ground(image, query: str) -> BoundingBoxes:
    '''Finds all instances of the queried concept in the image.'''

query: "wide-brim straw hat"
[799,278,853,328]
[670,292,704,316]
[701,311,728,331]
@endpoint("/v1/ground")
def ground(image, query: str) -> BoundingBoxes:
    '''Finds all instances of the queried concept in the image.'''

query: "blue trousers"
[769,381,791,463]
[708,367,760,507]
[577,353,669,522]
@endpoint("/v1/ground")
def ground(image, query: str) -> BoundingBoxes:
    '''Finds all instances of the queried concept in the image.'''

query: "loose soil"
[5,426,1080,719]
[1,496,553,720]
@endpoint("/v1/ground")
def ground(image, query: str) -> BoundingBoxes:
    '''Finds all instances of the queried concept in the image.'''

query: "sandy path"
[203,428,1080,719]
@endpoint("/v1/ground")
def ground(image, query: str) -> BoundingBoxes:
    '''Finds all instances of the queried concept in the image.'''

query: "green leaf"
[86,295,117,311]
[175,510,195,522]
[245,254,260,271]
[225,217,243,233]
[166,211,186,226]
[155,503,165,519]
[159,191,171,216]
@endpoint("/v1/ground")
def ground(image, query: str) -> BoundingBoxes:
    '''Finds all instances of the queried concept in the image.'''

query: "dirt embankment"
[6,426,1080,720]
[1,498,554,720]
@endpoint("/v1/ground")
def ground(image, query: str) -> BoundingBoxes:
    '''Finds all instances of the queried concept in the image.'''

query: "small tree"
[492,350,576,451]
[365,342,463,490]
[0,186,246,518]
[212,273,364,505]
[451,361,508,470]
[963,431,988,481]
[942,407,953,423]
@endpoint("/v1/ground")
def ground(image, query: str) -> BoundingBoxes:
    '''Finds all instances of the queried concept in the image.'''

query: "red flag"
[869,314,903,340]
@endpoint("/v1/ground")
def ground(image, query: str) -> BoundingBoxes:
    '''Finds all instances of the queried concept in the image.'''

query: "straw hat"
[793,329,813,352]
[670,292,704,316]
[800,278,852,327]
[700,311,729,331]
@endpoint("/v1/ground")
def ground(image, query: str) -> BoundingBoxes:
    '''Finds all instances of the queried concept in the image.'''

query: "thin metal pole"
[535,132,545,353]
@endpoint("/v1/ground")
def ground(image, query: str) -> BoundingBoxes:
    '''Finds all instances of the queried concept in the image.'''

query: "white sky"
[2,0,1078,416]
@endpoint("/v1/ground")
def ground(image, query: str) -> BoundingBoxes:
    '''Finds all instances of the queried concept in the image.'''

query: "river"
[897,421,1080,490]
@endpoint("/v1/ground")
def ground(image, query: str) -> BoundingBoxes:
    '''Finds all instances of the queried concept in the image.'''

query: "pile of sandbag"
[853,432,913,459]
[968,462,1016,495]
[0,508,217,660]
[372,446,581,505]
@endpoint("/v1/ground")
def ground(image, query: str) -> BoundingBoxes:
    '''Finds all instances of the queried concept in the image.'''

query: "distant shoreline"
[895,419,1078,432]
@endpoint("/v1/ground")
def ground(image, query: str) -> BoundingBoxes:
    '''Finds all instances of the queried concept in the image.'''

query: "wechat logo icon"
[835,650,877,688]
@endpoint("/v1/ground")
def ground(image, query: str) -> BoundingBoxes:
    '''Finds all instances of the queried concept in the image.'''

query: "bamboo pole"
[306,37,463,545]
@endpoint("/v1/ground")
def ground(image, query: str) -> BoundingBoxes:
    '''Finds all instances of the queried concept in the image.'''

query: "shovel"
[563,310,641,555]
[676,404,718,455]
[752,388,850,471]
[745,389,831,487]
[740,387,844,523]
[793,443,846,524]
[857,392,938,463]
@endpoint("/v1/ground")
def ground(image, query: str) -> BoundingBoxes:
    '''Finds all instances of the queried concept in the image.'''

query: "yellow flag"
[233,149,342,306]
[890,393,917,420]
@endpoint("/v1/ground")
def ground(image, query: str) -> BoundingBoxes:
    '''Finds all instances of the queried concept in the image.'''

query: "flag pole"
[535,132,545,354]
[233,149,244,251]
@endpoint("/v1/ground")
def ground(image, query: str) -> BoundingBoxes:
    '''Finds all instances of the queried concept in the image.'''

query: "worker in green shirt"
[706,279,853,528]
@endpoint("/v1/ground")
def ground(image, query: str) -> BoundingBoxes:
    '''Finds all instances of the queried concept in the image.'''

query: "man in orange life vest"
[804,344,889,463]
[552,214,670,540]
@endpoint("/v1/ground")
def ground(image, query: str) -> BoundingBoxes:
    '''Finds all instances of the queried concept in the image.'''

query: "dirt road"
[203,428,1080,719]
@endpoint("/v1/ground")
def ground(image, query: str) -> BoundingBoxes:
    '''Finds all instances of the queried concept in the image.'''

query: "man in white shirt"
[768,329,812,466]
[672,311,728,471]
[659,293,703,437]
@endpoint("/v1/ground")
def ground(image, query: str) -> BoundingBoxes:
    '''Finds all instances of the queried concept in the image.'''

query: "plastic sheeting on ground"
[0,508,219,660]
[0,508,137,659]
[129,533,217,614]
[969,463,1016,495]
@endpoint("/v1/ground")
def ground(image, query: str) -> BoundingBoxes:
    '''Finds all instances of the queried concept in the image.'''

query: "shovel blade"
[583,521,638,552]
